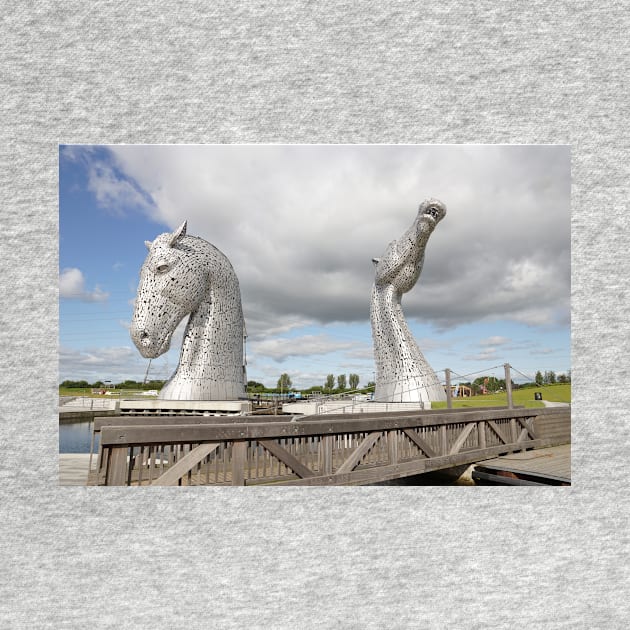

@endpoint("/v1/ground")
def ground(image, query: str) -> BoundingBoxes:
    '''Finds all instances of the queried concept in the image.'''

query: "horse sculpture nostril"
[137,330,151,346]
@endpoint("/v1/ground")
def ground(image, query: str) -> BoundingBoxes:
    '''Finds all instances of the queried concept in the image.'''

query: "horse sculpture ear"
[145,240,153,251]
[168,221,187,247]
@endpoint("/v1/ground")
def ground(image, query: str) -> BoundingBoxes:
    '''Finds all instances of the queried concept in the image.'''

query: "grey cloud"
[60,346,145,382]
[250,334,358,363]
[106,145,569,335]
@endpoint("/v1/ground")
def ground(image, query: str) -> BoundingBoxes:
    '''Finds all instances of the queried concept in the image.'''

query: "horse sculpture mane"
[370,199,447,404]
[130,221,246,401]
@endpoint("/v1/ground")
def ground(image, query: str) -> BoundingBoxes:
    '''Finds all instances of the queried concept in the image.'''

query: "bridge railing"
[94,406,570,486]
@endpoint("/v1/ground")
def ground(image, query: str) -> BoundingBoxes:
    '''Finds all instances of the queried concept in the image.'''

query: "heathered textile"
[1,2,628,628]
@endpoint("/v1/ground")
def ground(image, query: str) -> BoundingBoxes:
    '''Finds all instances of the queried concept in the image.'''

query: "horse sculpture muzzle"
[130,321,174,358]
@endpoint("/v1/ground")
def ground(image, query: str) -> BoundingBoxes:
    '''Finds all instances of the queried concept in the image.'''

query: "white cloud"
[479,336,510,347]
[463,349,502,362]
[87,160,152,213]
[250,334,357,363]
[344,347,376,360]
[59,268,109,302]
[106,144,570,333]
[59,345,144,382]
[530,347,555,355]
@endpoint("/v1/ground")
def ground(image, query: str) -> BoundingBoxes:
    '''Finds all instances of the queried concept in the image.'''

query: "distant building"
[449,384,473,398]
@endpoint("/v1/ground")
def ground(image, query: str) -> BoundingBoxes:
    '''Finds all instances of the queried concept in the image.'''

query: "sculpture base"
[282,400,429,417]
[119,399,251,416]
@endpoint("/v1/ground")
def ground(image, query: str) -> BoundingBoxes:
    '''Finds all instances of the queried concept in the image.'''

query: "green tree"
[544,370,556,385]
[60,380,90,389]
[277,373,292,392]
[144,380,165,390]
[349,373,360,390]
[472,376,504,393]
[120,379,141,389]
[535,371,544,386]
[324,374,335,393]
[337,374,347,391]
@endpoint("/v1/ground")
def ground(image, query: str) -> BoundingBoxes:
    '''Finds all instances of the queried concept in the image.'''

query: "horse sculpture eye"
[156,264,169,273]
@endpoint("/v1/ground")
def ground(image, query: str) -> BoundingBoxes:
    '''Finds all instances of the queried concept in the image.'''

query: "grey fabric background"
[1,2,628,628]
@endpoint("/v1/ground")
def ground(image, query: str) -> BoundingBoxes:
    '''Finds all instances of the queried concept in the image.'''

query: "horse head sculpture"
[370,199,447,404]
[130,221,246,401]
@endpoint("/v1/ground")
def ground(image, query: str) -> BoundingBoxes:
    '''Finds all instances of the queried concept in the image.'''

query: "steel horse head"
[130,221,246,400]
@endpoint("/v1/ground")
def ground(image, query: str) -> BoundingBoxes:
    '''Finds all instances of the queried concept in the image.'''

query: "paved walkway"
[59,454,94,486]
[542,400,570,407]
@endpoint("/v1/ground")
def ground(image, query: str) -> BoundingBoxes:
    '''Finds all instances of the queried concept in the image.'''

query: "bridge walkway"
[472,443,570,485]
[86,406,570,486]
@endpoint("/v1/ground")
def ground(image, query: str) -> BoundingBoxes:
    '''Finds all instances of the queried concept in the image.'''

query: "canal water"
[59,420,98,453]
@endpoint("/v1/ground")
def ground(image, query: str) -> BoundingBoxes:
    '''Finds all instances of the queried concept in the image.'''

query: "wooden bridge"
[89,405,570,486]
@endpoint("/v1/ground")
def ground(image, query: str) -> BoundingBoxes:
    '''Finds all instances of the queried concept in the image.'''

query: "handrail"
[91,406,529,439]
[99,407,560,443]
[95,406,570,486]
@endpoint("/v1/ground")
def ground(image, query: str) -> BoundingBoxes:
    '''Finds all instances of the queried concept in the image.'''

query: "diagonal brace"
[153,442,221,486]
[449,423,476,455]
[487,420,510,445]
[403,429,438,458]
[335,432,382,475]
[516,417,538,440]
[259,439,315,478]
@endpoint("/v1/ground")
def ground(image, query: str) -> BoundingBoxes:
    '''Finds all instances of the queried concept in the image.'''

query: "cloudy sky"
[59,144,570,389]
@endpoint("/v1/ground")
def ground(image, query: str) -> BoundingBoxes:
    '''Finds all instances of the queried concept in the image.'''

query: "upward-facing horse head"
[370,199,447,404]
[130,221,246,401]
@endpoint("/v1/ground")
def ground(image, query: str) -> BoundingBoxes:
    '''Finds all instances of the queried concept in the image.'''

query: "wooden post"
[322,435,333,474]
[445,368,452,409]
[231,441,247,485]
[477,421,486,449]
[106,447,128,486]
[388,429,399,465]
[504,363,513,409]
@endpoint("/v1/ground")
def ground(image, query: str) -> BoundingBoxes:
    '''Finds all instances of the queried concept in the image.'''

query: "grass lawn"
[59,382,571,409]
[431,383,571,409]
[59,387,120,397]
[59,387,158,399]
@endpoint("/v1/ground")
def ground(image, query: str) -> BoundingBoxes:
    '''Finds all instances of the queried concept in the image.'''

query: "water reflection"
[59,420,99,453]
